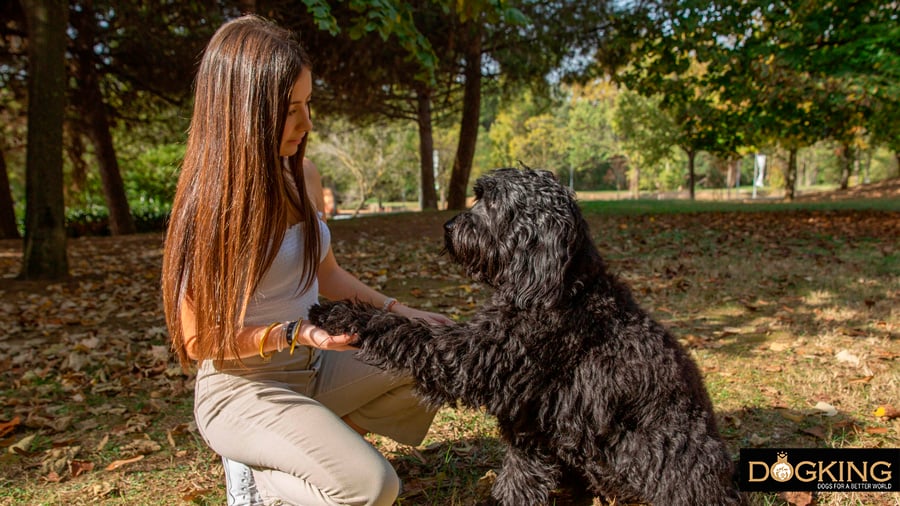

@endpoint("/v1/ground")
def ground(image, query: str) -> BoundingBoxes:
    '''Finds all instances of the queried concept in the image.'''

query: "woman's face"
[279,68,313,157]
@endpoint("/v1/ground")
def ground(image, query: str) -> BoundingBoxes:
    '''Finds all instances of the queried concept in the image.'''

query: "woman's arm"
[305,158,451,326]
[180,296,356,362]
[317,247,451,325]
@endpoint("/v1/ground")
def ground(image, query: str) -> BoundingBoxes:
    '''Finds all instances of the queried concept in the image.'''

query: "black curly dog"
[310,168,741,506]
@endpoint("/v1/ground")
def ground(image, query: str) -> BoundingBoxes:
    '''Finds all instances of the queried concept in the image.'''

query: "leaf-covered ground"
[0,198,897,506]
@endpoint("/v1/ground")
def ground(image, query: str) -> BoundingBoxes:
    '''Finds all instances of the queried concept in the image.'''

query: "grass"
[0,193,898,505]
[579,195,900,215]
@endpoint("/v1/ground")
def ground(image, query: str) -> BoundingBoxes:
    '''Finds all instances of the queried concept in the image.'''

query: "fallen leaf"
[105,454,144,471]
[9,433,36,455]
[41,446,80,477]
[832,420,863,434]
[43,471,63,483]
[835,349,860,367]
[475,469,497,499]
[181,488,214,502]
[95,434,109,453]
[769,342,790,352]
[779,490,816,506]
[69,459,95,478]
[812,401,838,417]
[120,437,161,456]
[865,427,889,435]
[0,416,21,438]
[779,410,806,423]
[873,404,900,420]
[91,481,117,498]
[801,426,827,440]
[749,433,770,446]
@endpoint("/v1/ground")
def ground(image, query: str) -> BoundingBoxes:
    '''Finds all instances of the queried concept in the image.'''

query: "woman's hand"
[392,304,453,326]
[295,320,358,351]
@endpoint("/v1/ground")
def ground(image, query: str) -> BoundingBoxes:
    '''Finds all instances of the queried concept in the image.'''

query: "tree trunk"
[22,0,69,280]
[687,148,696,201]
[0,148,21,239]
[71,4,136,235]
[862,149,872,184]
[784,147,797,201]
[630,165,639,199]
[447,26,482,210]
[726,159,740,198]
[839,143,853,190]
[416,88,438,210]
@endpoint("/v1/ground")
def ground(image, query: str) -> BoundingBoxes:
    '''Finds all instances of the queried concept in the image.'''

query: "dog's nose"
[443,215,458,232]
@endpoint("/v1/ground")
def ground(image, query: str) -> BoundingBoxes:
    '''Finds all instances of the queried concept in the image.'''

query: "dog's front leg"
[310,300,501,408]
[492,444,559,506]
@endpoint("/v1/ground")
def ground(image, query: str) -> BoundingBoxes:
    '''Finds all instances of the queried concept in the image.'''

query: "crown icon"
[771,452,793,482]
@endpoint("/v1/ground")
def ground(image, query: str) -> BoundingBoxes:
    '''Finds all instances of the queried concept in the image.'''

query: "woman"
[162,15,449,506]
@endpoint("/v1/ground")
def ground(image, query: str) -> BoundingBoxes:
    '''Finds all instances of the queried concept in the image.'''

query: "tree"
[270,0,449,210]
[69,2,135,234]
[2,1,219,238]
[715,1,885,197]
[597,0,898,199]
[611,89,676,195]
[0,148,19,239]
[311,121,416,217]
[284,1,612,210]
[597,5,738,199]
[565,80,618,190]
[21,0,69,279]
[1,2,29,240]
[445,1,613,208]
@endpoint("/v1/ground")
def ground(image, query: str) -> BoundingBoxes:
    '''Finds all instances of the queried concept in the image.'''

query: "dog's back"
[512,240,741,505]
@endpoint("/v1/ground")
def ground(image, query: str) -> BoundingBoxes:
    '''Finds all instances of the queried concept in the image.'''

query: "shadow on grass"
[389,407,885,506]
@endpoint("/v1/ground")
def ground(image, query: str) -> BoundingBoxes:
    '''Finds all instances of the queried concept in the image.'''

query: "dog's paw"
[308,300,378,338]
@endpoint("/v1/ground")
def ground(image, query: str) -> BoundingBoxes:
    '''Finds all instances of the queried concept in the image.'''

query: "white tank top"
[243,216,331,326]
[196,216,331,379]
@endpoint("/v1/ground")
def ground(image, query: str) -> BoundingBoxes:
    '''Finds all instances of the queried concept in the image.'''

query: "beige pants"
[194,347,436,506]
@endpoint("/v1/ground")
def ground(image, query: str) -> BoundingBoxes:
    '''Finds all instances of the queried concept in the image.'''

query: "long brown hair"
[162,15,320,368]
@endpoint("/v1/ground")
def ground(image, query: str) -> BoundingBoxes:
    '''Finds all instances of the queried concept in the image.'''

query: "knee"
[361,460,399,506]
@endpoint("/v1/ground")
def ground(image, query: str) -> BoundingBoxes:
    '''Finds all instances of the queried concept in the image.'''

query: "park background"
[1,1,898,505]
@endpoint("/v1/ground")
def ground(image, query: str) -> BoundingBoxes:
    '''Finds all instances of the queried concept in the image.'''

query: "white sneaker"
[222,456,264,506]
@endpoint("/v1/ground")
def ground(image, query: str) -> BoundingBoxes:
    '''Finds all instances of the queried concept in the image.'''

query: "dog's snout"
[443,215,458,232]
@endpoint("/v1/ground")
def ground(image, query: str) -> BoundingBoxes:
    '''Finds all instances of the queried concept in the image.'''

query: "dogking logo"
[770,452,793,482]
[740,448,899,492]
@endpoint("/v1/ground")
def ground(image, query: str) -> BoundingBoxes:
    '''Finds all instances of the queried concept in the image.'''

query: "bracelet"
[284,320,298,347]
[290,321,302,355]
[258,322,279,361]
[284,320,299,355]
[382,297,398,312]
[276,321,288,353]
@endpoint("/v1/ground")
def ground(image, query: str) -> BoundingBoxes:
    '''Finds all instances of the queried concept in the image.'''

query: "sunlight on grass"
[803,289,834,306]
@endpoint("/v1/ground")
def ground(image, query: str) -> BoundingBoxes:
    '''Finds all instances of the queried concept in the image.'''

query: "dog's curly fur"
[309,168,741,506]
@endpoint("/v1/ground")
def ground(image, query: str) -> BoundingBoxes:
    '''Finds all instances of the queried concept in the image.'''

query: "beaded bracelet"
[382,297,398,312]
[284,320,299,354]
[258,322,279,361]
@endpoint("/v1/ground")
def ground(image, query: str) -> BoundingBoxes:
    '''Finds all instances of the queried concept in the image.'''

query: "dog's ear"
[498,202,581,309]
